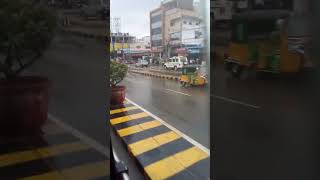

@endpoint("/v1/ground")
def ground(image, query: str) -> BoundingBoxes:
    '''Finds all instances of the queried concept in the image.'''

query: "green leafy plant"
[110,61,128,87]
[0,0,57,79]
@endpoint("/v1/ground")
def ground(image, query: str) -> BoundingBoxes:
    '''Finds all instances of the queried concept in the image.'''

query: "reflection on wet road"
[121,72,210,148]
[213,63,320,179]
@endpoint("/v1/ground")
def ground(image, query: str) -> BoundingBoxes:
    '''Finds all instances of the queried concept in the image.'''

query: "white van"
[164,56,188,70]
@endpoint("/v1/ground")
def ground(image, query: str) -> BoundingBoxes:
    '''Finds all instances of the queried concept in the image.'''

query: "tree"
[0,0,57,79]
[110,61,128,87]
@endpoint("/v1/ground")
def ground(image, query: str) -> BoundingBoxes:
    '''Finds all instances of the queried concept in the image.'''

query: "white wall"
[181,17,204,46]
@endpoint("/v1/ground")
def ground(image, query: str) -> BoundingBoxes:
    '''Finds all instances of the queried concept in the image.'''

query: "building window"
[189,22,192,25]
[184,21,187,24]
[151,27,162,35]
[152,40,162,47]
[170,32,181,41]
[151,15,162,23]
[195,31,202,39]
[170,22,174,26]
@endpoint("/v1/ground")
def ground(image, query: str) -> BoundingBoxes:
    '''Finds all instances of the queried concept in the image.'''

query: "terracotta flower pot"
[111,85,126,105]
[0,76,50,136]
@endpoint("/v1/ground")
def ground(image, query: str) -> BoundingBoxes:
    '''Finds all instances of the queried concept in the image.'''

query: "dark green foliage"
[110,61,128,87]
[0,0,57,79]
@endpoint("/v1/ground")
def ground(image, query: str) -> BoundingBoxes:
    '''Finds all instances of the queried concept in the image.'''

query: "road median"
[58,12,106,40]
[128,67,181,82]
[60,26,106,40]
[0,117,110,179]
[109,99,210,180]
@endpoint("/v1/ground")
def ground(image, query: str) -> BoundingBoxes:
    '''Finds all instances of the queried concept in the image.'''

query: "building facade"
[110,33,135,57]
[130,36,151,49]
[150,0,204,58]
[165,8,204,56]
[150,7,164,57]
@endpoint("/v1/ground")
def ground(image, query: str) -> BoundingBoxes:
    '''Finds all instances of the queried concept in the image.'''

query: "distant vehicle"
[163,56,188,70]
[135,59,149,68]
[180,65,207,87]
[125,60,135,64]
[142,56,151,63]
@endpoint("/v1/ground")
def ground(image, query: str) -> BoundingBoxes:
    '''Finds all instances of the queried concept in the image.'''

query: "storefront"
[123,49,151,60]
[173,45,203,63]
[151,47,163,60]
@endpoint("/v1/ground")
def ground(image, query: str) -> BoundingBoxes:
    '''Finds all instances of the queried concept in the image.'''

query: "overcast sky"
[110,0,162,38]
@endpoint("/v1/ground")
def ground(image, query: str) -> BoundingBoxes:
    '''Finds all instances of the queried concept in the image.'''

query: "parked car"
[135,59,149,68]
[163,56,188,70]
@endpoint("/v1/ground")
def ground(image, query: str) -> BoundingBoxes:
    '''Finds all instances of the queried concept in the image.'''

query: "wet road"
[212,63,320,180]
[121,72,210,149]
[26,33,109,148]
[26,33,146,179]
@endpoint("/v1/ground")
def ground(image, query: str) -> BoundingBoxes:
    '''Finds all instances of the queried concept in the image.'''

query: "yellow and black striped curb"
[128,70,180,81]
[110,99,210,180]
[0,119,109,179]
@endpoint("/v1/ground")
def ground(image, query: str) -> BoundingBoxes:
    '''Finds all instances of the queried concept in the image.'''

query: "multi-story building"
[150,7,164,57]
[165,8,204,57]
[110,33,152,59]
[130,36,151,49]
[150,0,204,58]
[110,32,135,57]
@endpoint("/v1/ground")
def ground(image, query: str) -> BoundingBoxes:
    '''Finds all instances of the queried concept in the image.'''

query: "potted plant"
[0,0,57,136]
[110,61,128,105]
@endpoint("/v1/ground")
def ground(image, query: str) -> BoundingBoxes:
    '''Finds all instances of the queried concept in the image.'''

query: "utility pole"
[111,35,114,58]
[122,33,125,60]
[180,15,183,49]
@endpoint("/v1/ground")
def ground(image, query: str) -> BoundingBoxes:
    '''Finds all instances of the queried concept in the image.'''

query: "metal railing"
[112,148,130,180]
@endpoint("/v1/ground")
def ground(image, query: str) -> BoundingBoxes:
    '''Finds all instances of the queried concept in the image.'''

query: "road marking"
[125,98,210,155]
[0,141,90,168]
[128,131,181,156]
[41,122,67,135]
[110,112,149,125]
[48,114,110,158]
[173,146,209,167]
[144,146,209,179]
[110,106,139,115]
[123,100,130,104]
[165,89,192,97]
[212,95,261,109]
[117,120,162,137]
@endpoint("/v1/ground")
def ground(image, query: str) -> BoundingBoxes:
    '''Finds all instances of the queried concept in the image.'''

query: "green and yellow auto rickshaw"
[180,65,207,87]
[224,10,310,78]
